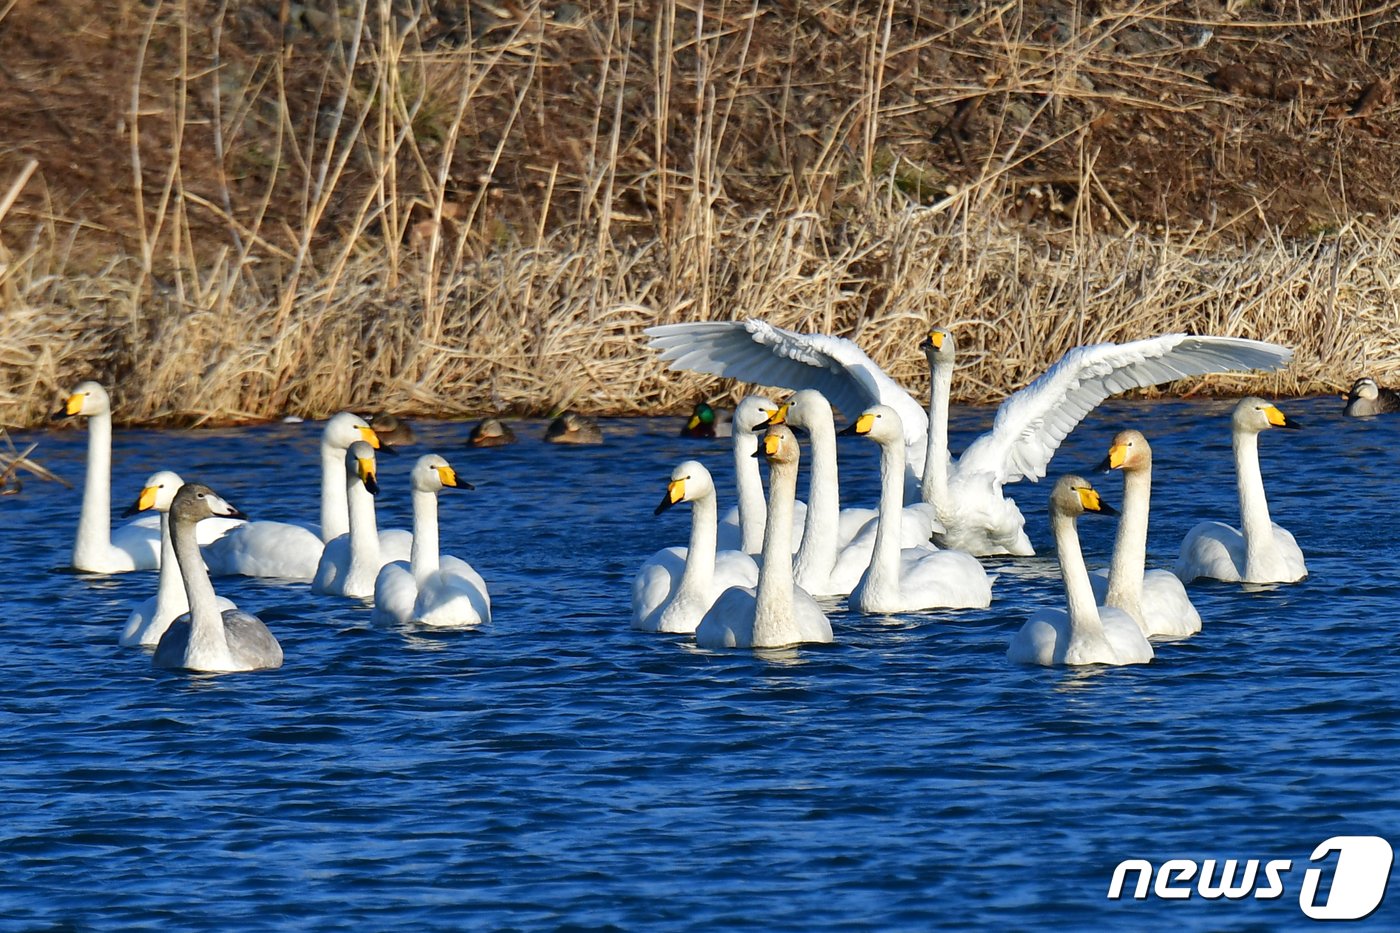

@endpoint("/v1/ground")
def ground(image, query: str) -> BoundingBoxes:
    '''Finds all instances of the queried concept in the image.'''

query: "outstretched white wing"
[645,319,928,444]
[955,335,1293,485]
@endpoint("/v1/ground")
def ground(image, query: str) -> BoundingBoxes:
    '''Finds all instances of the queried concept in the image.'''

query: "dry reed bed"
[2,2,1398,426]
[3,204,1398,428]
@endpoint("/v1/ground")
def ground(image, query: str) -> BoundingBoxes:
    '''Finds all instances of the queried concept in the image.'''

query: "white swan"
[120,471,239,647]
[647,320,1293,555]
[152,484,283,673]
[632,461,760,633]
[769,390,938,596]
[715,395,806,554]
[843,406,993,613]
[52,381,241,571]
[1088,430,1202,638]
[696,426,833,649]
[313,441,392,598]
[1008,475,1153,667]
[373,455,491,627]
[203,412,385,580]
[1175,397,1307,584]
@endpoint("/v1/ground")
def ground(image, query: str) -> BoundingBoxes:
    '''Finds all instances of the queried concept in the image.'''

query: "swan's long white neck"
[734,431,766,553]
[793,415,839,587]
[154,512,190,621]
[1105,464,1150,624]
[863,433,907,605]
[171,513,234,671]
[920,354,953,515]
[1053,509,1106,641]
[410,487,440,580]
[673,490,718,604]
[1233,429,1279,575]
[752,458,798,647]
[346,475,381,581]
[73,411,113,566]
[320,441,350,542]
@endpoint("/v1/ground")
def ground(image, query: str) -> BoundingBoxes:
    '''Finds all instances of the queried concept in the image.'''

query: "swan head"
[765,389,831,432]
[325,412,381,452]
[412,454,471,492]
[734,395,778,435]
[654,460,715,514]
[839,404,904,444]
[755,424,801,466]
[347,440,380,495]
[469,417,517,447]
[1051,474,1117,519]
[920,328,956,365]
[1345,377,1379,402]
[170,483,247,524]
[1096,429,1151,473]
[1233,396,1301,433]
[52,381,111,420]
[123,470,186,516]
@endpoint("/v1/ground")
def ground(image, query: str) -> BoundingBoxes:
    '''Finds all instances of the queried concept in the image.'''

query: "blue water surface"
[0,395,1396,931]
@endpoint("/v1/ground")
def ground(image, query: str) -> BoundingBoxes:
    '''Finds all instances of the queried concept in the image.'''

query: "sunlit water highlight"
[1,396,1396,930]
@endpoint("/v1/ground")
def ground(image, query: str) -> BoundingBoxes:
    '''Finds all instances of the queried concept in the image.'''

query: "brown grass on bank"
[1,2,1398,427]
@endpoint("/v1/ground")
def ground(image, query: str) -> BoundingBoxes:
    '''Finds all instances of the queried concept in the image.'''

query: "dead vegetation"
[1,1,1398,426]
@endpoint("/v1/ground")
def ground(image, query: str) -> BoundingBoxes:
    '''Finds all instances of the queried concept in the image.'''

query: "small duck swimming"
[1342,377,1400,417]
[469,417,517,448]
[680,402,732,438]
[545,411,603,445]
[368,413,415,445]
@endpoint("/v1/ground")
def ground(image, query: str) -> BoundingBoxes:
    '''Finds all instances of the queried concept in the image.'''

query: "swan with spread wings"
[647,319,1292,556]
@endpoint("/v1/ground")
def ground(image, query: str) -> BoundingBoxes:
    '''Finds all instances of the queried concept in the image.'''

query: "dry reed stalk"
[2,2,1398,427]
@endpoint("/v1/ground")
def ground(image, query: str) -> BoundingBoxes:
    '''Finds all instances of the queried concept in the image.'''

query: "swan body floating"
[696,426,833,649]
[844,406,992,613]
[1008,476,1154,667]
[1342,377,1400,417]
[1088,430,1201,638]
[120,471,238,647]
[314,441,396,598]
[203,412,385,580]
[716,396,806,554]
[373,455,490,627]
[631,461,759,633]
[1175,397,1307,584]
[769,390,937,596]
[52,382,241,572]
[647,319,1293,556]
[152,484,283,673]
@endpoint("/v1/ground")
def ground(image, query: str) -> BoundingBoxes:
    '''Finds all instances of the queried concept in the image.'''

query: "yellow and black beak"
[122,484,159,517]
[838,412,876,437]
[919,330,946,353]
[358,457,379,495]
[1094,442,1127,473]
[437,465,472,490]
[357,424,385,451]
[765,403,790,427]
[1266,405,1301,430]
[655,477,685,515]
[1076,485,1118,517]
[51,392,83,421]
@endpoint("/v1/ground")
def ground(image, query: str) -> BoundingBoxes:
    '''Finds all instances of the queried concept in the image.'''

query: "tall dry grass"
[1,1,1397,427]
